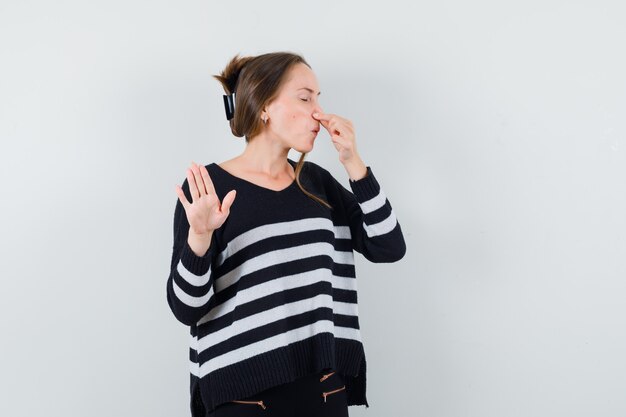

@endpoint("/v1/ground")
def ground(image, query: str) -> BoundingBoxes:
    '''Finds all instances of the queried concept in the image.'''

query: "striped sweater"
[166,158,406,415]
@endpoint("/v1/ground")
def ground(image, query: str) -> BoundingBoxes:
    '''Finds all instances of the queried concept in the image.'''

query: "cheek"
[291,109,309,120]
[284,113,302,125]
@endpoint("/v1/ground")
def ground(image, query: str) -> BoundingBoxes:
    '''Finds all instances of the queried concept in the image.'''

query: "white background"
[1,0,625,416]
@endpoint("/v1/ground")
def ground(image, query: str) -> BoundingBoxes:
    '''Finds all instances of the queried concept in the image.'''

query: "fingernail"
[313,113,319,117]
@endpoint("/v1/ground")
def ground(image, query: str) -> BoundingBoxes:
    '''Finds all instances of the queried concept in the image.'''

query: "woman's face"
[264,63,324,152]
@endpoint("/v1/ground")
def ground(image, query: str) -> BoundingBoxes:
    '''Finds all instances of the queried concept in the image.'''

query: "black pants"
[207,368,349,417]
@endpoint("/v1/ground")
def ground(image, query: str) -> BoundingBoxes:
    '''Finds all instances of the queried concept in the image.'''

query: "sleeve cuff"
[348,166,381,202]
[179,237,215,277]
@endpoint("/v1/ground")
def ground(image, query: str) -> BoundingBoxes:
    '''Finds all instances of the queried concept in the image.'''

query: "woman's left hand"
[313,112,360,165]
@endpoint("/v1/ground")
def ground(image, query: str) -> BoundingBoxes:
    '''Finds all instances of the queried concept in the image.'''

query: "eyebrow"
[298,87,321,96]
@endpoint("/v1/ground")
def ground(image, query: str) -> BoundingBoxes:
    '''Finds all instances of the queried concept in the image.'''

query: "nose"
[312,103,324,118]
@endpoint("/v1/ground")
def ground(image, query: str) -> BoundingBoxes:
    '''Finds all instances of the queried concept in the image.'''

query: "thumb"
[221,189,237,214]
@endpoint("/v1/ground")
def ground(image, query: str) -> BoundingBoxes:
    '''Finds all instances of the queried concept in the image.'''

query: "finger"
[330,135,343,147]
[318,117,333,133]
[187,168,200,202]
[320,117,342,135]
[328,117,348,132]
[318,119,330,132]
[313,112,333,121]
[326,123,342,137]
[175,184,190,209]
[331,120,353,137]
[221,190,237,214]
[200,164,217,196]
[191,162,207,195]
[328,119,340,134]
[316,112,348,126]
[220,189,237,214]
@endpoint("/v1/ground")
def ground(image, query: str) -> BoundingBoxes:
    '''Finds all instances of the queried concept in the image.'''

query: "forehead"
[284,63,319,91]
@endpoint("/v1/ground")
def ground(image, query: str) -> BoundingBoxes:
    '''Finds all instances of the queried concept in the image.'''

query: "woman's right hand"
[175,161,237,236]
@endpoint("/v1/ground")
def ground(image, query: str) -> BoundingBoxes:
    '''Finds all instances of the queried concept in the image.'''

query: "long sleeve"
[166,178,218,326]
[330,166,406,263]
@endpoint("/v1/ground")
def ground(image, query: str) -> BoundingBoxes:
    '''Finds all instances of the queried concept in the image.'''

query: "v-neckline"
[212,158,298,193]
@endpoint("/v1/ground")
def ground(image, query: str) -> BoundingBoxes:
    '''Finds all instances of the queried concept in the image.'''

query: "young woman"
[167,51,406,417]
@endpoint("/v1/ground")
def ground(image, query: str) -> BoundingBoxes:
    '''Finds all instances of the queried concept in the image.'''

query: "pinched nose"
[311,104,324,131]
[312,104,324,117]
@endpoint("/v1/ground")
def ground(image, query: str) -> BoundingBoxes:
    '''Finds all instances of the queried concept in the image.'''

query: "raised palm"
[175,162,236,235]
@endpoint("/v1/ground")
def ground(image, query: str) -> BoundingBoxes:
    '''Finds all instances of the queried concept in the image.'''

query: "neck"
[239,136,293,179]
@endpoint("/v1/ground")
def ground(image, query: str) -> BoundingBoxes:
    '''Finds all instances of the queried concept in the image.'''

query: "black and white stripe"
[178,217,361,377]
[166,160,405,412]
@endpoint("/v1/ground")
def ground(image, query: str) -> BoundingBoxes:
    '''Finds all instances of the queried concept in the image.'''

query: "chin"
[293,141,315,154]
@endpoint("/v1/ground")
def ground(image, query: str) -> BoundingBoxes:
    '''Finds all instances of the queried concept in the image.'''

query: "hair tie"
[223,92,236,120]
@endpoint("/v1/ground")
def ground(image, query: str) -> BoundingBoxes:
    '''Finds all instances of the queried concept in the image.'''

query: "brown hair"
[212,51,332,209]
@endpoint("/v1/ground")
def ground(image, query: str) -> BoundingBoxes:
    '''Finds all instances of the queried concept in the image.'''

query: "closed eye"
[300,98,309,102]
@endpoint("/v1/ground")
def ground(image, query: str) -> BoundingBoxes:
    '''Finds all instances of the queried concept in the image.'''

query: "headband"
[223,92,235,120]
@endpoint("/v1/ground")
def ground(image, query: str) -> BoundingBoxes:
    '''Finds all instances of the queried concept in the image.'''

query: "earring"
[262,116,267,125]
